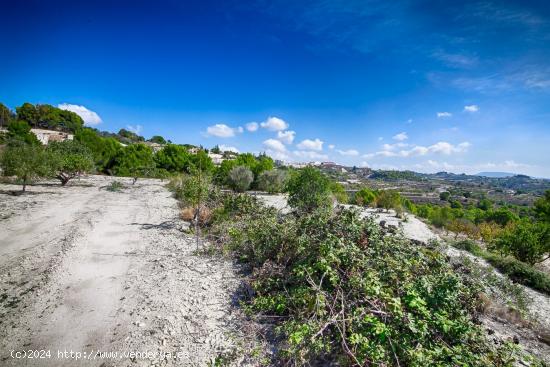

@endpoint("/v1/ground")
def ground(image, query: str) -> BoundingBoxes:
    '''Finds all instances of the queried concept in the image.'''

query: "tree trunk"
[57,173,70,186]
[22,175,27,192]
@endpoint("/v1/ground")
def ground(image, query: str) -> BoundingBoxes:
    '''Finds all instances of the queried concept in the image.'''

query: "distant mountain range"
[475,172,518,178]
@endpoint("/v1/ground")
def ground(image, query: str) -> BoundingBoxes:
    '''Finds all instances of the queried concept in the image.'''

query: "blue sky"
[1,0,549,176]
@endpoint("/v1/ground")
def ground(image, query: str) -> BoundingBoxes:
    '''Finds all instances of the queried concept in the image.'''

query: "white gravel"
[0,176,251,366]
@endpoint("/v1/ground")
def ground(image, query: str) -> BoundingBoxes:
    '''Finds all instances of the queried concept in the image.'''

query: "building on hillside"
[188,147,200,154]
[144,141,164,153]
[208,152,224,165]
[31,129,74,145]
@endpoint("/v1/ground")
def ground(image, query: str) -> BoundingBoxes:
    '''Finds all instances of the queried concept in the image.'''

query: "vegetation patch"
[105,180,124,192]
[194,168,541,365]
[453,240,550,296]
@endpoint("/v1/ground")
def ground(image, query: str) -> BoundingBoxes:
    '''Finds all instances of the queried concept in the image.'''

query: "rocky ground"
[0,176,260,366]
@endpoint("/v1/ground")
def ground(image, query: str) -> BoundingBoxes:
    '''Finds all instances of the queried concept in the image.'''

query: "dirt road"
[0,176,248,366]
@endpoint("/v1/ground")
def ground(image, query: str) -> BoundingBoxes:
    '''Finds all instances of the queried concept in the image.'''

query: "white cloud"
[293,150,329,160]
[363,141,471,159]
[126,124,142,134]
[437,112,452,118]
[382,142,408,151]
[328,144,335,150]
[57,103,102,126]
[412,159,533,175]
[378,137,383,141]
[276,130,296,144]
[263,138,287,152]
[297,138,323,151]
[206,123,243,138]
[392,132,408,141]
[219,145,239,153]
[429,141,470,154]
[464,104,479,112]
[260,116,289,131]
[245,122,259,132]
[337,149,359,156]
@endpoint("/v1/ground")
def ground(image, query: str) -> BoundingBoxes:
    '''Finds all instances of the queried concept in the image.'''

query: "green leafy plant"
[228,166,254,192]
[286,167,332,213]
[106,180,124,192]
[0,142,51,192]
[47,140,94,185]
[491,219,550,265]
[257,169,288,194]
[354,187,377,206]
[208,198,527,366]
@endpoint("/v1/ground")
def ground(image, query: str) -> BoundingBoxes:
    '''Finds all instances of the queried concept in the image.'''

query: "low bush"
[106,180,124,192]
[490,219,550,265]
[257,169,288,194]
[452,240,550,296]
[228,165,253,192]
[354,187,376,206]
[286,167,332,213]
[209,200,525,365]
[484,254,550,295]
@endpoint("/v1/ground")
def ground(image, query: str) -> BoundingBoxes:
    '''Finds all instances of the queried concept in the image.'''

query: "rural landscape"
[1,102,549,366]
[1,0,550,366]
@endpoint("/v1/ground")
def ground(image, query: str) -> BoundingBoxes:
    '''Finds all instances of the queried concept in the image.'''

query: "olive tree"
[491,219,550,264]
[228,166,253,192]
[47,140,94,186]
[286,167,332,213]
[0,142,51,192]
[257,169,288,193]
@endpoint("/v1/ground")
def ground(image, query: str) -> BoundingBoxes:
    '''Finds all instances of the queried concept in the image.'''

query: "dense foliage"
[109,143,155,177]
[228,166,254,192]
[75,128,122,171]
[286,167,333,212]
[0,142,52,191]
[16,102,84,132]
[47,140,94,185]
[6,120,41,145]
[207,194,524,366]
[453,240,550,295]
[257,169,288,194]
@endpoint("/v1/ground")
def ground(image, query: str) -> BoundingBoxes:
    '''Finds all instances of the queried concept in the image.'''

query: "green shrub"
[154,144,191,172]
[453,239,483,256]
[286,167,332,213]
[228,165,254,192]
[354,187,376,206]
[211,201,524,365]
[484,254,550,295]
[376,190,402,213]
[106,181,124,192]
[47,140,94,185]
[329,181,348,204]
[452,239,550,295]
[491,219,550,264]
[0,142,51,192]
[109,143,155,177]
[534,190,550,223]
[257,169,288,194]
[6,120,40,145]
[169,172,216,208]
